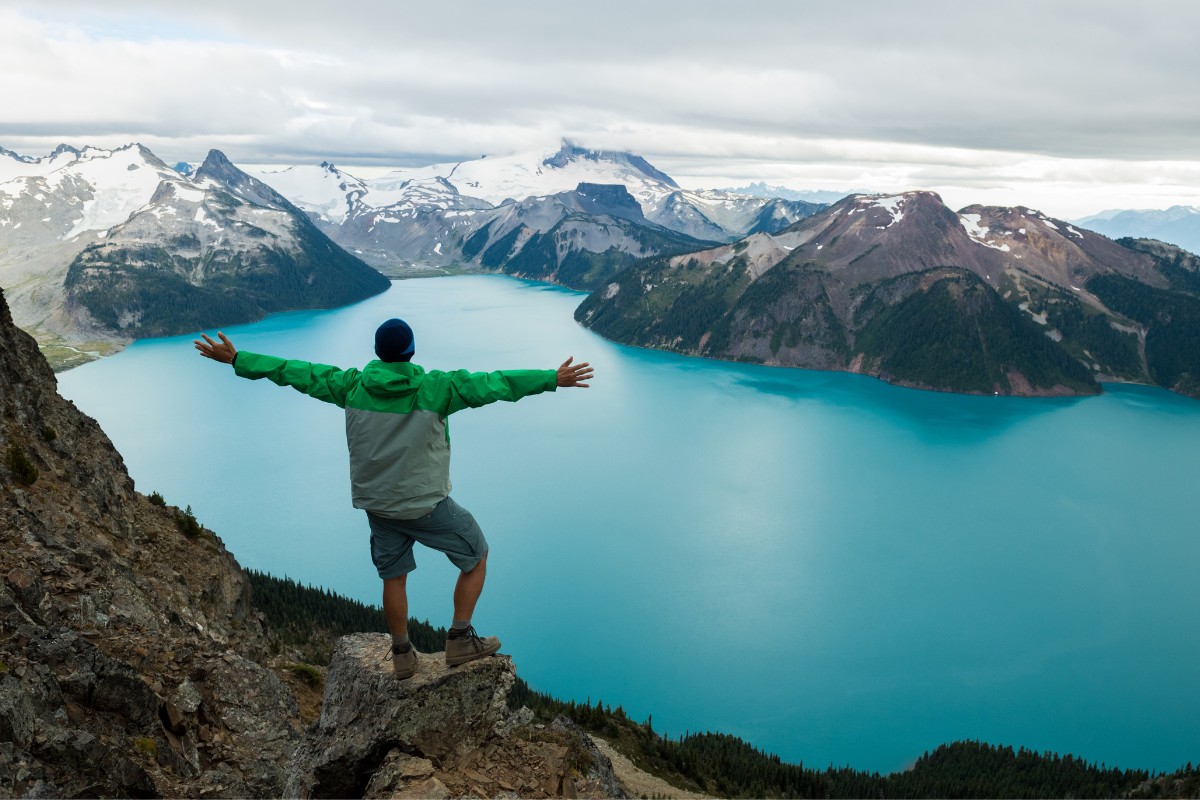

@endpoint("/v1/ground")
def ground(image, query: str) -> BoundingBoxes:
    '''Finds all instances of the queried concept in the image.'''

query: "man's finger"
[201,333,218,347]
[559,356,574,370]
[218,331,233,348]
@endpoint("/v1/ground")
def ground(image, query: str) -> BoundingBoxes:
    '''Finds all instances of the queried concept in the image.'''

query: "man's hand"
[556,356,593,388]
[194,331,238,365]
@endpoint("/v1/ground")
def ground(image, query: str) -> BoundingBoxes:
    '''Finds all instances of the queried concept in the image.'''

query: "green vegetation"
[1089,273,1200,395]
[1117,237,1200,296]
[855,271,1097,394]
[736,262,849,360]
[286,662,323,688]
[132,737,158,756]
[512,679,1165,798]
[579,255,760,356]
[1042,296,1143,378]
[148,491,167,507]
[247,572,1191,798]
[5,442,39,485]
[173,505,203,538]
[246,569,445,665]
[40,425,56,442]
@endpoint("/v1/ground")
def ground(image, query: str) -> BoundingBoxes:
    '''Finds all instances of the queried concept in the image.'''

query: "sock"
[392,634,411,653]
[450,619,470,633]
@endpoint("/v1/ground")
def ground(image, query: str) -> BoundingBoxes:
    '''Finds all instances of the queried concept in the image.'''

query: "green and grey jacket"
[234,352,557,519]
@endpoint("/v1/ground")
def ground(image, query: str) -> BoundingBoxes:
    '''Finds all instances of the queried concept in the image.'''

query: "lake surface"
[58,275,1200,774]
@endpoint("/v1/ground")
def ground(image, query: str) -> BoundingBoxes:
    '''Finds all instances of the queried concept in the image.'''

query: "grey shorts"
[366,496,488,580]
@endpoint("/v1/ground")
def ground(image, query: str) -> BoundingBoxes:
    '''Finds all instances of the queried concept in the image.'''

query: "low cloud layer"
[4,0,1199,216]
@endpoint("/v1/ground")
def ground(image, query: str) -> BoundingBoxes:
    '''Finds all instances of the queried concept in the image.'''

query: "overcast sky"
[2,0,1198,217]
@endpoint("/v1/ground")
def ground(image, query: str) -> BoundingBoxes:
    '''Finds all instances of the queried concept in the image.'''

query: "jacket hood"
[359,360,425,397]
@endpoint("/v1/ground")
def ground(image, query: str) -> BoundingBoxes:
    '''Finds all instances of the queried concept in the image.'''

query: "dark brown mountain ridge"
[576,191,1200,398]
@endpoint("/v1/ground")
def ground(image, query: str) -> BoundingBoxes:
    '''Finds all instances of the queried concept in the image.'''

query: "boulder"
[286,633,514,798]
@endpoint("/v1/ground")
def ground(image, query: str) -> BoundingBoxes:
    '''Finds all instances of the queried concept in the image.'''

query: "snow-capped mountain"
[0,144,386,366]
[458,182,715,288]
[721,182,853,205]
[0,144,185,355]
[309,174,494,270]
[1073,205,1200,256]
[249,161,371,224]
[64,150,388,340]
[372,141,679,209]
[362,142,821,242]
[248,142,826,274]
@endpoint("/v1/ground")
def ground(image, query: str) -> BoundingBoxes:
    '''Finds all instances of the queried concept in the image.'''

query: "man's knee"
[384,574,408,589]
[464,550,487,575]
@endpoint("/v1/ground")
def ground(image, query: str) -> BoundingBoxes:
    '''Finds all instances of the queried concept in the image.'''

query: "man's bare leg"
[384,574,417,678]
[383,575,409,639]
[446,552,501,666]
[453,552,487,624]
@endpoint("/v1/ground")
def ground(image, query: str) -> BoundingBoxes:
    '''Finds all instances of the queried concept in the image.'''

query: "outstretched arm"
[435,357,595,414]
[556,356,593,388]
[194,331,238,365]
[193,330,358,408]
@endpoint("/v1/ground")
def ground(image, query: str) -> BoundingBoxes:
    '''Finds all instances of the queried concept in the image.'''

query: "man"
[194,318,593,679]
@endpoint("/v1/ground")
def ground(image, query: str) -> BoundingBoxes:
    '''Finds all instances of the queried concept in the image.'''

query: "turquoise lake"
[57,275,1200,774]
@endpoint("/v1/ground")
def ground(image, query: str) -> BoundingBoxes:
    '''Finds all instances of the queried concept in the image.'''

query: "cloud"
[4,0,1200,216]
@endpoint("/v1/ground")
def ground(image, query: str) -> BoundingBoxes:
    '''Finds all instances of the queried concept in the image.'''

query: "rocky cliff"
[0,285,299,797]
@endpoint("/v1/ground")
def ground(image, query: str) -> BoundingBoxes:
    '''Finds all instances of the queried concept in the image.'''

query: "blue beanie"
[375,318,415,362]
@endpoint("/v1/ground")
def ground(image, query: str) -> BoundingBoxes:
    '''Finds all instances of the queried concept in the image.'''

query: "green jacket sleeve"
[233,351,360,409]
[428,368,558,415]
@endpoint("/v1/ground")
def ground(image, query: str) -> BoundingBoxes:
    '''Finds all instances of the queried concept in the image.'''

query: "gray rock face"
[0,286,299,797]
[286,633,627,799]
[286,633,514,798]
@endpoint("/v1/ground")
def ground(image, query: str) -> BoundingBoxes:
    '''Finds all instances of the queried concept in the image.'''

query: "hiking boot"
[445,625,501,666]
[392,643,417,679]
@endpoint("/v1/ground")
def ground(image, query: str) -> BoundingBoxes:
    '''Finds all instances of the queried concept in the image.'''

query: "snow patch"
[603,282,620,299]
[871,194,906,227]
[960,213,1011,251]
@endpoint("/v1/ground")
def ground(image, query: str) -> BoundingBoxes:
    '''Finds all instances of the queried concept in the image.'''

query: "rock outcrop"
[287,632,626,799]
[0,285,299,797]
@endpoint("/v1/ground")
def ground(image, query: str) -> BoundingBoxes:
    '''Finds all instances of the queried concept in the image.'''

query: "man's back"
[231,352,558,519]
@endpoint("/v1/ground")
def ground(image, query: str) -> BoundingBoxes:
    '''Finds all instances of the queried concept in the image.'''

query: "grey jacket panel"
[345,406,451,519]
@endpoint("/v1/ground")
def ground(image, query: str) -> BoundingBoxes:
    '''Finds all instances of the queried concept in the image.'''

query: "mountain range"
[1,141,828,368]
[0,144,388,368]
[5,140,1198,400]
[249,142,826,275]
[577,191,1200,398]
[1073,205,1200,257]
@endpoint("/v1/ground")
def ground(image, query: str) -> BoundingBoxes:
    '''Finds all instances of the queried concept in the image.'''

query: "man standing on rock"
[194,319,593,679]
